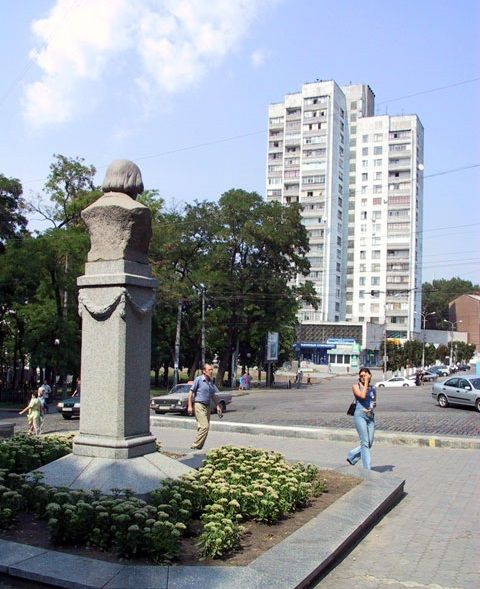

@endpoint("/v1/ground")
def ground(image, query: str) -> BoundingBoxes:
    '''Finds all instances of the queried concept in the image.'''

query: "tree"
[422,278,479,329]
[194,189,316,386]
[451,341,476,363]
[0,174,28,252]
[33,154,101,229]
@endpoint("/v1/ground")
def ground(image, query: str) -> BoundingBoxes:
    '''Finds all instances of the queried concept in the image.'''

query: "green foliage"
[0,174,27,251]
[422,278,479,329]
[198,503,244,559]
[453,341,476,362]
[0,438,327,562]
[40,154,101,229]
[195,446,326,558]
[0,434,73,474]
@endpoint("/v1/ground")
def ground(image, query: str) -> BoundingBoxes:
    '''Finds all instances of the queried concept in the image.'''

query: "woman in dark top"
[347,367,376,469]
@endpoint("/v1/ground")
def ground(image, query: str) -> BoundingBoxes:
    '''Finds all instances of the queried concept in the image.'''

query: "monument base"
[73,433,157,459]
[33,451,194,497]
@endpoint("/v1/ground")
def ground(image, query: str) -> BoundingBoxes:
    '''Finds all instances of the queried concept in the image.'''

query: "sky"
[1,0,479,284]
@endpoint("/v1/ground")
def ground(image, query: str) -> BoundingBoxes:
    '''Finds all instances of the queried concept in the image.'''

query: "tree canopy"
[0,174,28,252]
[422,277,479,329]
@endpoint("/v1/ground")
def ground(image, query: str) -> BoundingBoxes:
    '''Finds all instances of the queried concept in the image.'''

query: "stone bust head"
[102,159,144,199]
[82,159,151,263]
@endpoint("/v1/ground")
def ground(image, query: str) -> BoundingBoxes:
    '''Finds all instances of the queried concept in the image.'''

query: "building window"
[362,173,368,181]
[362,134,369,143]
[374,133,383,141]
[362,147,368,156]
[375,172,382,180]
[374,159,382,167]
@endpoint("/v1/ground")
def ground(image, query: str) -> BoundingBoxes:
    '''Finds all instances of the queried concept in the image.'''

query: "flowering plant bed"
[0,437,359,565]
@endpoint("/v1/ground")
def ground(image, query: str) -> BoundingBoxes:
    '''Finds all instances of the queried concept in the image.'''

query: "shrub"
[0,437,327,562]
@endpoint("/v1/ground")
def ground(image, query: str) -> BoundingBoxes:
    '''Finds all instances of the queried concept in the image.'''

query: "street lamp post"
[443,319,462,365]
[415,311,436,369]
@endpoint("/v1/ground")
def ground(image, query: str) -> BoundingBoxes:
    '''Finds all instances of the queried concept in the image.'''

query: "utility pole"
[200,284,206,368]
[416,310,436,368]
[443,319,462,366]
[173,301,182,387]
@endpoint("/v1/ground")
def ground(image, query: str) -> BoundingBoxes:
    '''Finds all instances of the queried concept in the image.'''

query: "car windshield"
[169,385,190,395]
[470,378,480,390]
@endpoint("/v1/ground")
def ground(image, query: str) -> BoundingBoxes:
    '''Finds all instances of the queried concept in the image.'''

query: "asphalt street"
[2,374,479,438]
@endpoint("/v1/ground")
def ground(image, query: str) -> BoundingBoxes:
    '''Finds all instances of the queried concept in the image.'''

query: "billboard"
[266,332,279,361]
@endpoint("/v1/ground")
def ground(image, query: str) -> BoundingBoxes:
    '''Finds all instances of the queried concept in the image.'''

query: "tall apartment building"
[266,81,424,339]
[266,81,349,322]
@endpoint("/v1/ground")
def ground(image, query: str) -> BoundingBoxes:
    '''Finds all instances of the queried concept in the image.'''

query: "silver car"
[150,383,232,415]
[432,375,480,411]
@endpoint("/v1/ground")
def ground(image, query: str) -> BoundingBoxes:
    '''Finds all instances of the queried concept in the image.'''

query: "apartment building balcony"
[386,265,410,274]
[388,161,411,171]
[286,112,301,121]
[285,135,301,147]
[389,147,412,157]
[387,189,411,197]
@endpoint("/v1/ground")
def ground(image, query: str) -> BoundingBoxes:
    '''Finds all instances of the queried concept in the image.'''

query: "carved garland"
[78,288,156,320]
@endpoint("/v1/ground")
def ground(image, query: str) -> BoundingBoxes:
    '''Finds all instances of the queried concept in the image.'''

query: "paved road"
[2,374,479,437]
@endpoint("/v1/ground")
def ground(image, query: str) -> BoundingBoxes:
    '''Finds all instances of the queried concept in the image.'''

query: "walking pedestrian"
[187,364,222,450]
[346,367,376,469]
[42,379,51,408]
[19,390,43,435]
[37,387,47,434]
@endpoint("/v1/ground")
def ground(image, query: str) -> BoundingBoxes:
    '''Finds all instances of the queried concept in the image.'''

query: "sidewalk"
[152,424,480,589]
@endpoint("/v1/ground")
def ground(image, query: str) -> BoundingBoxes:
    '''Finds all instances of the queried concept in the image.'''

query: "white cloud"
[23,0,275,127]
[251,49,267,68]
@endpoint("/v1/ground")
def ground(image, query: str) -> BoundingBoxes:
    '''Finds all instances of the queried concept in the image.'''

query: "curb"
[0,467,404,589]
[151,415,480,450]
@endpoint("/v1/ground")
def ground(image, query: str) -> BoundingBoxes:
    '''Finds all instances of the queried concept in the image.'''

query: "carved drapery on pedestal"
[78,288,156,321]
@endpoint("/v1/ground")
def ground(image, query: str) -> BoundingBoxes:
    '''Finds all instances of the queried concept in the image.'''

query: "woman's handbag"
[347,400,356,415]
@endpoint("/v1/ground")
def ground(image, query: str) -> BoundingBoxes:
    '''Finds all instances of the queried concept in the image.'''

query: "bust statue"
[82,160,152,263]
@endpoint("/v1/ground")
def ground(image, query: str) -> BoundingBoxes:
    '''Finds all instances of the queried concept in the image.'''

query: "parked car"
[456,363,471,371]
[432,375,480,411]
[150,383,232,415]
[376,376,416,388]
[56,392,80,420]
[420,370,438,382]
[427,365,450,377]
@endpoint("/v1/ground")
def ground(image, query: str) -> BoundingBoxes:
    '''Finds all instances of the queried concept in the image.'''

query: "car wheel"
[154,410,166,415]
[402,383,409,387]
[62,414,72,420]
[475,399,480,413]
[377,384,385,387]
[219,401,226,413]
[438,394,448,408]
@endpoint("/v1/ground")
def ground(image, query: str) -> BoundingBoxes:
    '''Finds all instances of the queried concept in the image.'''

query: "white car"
[376,376,416,388]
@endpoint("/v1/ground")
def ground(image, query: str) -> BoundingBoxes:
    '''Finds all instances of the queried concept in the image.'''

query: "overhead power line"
[376,77,480,105]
